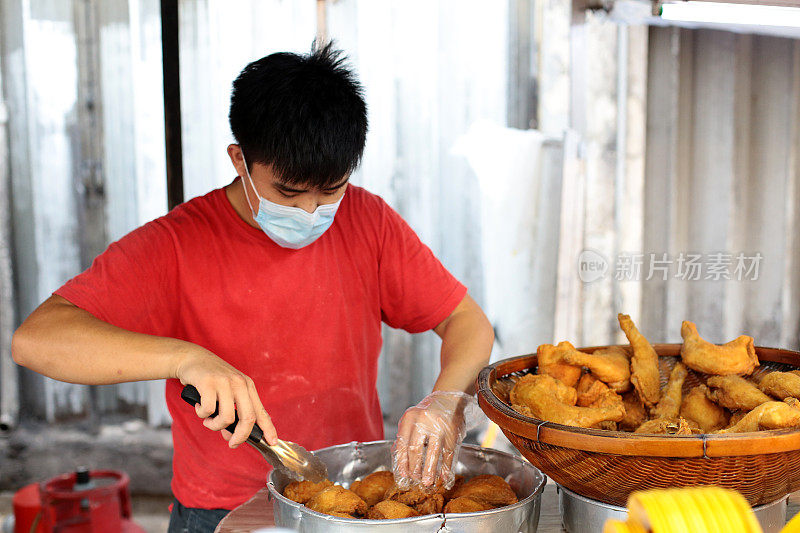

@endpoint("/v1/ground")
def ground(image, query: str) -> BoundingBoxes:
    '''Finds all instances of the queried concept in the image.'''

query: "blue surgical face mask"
[240,159,344,249]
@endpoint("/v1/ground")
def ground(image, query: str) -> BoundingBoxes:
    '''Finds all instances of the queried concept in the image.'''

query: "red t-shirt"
[54,184,466,510]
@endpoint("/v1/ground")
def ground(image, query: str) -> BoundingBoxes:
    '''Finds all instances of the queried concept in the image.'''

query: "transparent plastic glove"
[391,390,483,491]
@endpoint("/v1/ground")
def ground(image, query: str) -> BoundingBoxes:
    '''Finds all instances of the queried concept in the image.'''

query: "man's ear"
[227,144,245,176]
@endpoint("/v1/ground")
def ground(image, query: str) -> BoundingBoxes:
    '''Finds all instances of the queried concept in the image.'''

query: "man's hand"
[392,391,481,490]
[175,348,278,448]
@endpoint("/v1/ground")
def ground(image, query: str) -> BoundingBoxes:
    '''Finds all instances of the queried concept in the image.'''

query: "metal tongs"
[181,385,328,482]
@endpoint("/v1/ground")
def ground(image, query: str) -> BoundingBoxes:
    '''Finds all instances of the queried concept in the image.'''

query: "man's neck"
[225,179,260,229]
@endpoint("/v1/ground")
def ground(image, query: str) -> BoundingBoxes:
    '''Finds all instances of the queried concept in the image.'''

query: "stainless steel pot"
[267,440,546,533]
[557,484,788,533]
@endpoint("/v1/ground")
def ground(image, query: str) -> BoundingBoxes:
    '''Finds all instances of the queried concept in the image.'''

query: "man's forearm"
[432,294,494,394]
[12,295,194,385]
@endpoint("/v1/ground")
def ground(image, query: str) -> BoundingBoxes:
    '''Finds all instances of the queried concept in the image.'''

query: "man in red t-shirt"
[12,44,493,532]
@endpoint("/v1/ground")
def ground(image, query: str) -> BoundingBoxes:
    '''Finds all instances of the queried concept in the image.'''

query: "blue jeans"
[167,499,230,533]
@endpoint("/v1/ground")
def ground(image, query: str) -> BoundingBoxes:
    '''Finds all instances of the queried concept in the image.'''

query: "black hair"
[229,42,368,188]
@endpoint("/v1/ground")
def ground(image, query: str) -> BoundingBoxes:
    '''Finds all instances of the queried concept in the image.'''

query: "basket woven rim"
[477,344,800,457]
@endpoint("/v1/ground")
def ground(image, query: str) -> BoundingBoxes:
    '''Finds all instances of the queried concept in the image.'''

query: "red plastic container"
[14,470,146,533]
[11,483,45,533]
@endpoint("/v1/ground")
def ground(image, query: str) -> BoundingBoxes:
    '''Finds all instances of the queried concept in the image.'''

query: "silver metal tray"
[557,484,788,533]
[267,440,546,532]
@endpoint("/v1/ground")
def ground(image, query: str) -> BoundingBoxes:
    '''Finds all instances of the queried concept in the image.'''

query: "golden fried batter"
[576,373,610,407]
[511,374,624,428]
[679,384,729,433]
[562,346,632,392]
[384,485,444,515]
[634,417,695,435]
[716,399,800,433]
[680,321,758,375]
[350,471,394,507]
[451,474,518,508]
[619,391,647,431]
[759,372,800,400]
[444,496,494,513]
[706,375,771,411]
[618,314,661,409]
[306,485,368,517]
[443,475,465,501]
[367,500,419,519]
[283,479,334,504]
[652,363,688,419]
[536,341,584,387]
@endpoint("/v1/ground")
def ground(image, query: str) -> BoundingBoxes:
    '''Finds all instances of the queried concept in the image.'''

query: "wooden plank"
[581,14,618,346]
[684,30,737,340]
[642,27,679,341]
[781,42,800,351]
[617,24,648,341]
[740,35,795,345]
[538,0,571,135]
[724,33,753,342]
[553,130,585,343]
[0,54,18,430]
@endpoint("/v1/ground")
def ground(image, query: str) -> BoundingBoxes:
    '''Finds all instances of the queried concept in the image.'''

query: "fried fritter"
[652,363,688,419]
[576,373,610,407]
[716,399,800,433]
[306,485,368,517]
[759,372,800,400]
[384,485,444,515]
[618,314,661,409]
[679,384,729,433]
[680,321,758,375]
[511,374,624,428]
[706,375,771,411]
[634,417,696,435]
[367,500,419,519]
[562,346,632,392]
[537,342,583,387]
[451,474,518,508]
[444,496,494,513]
[283,479,334,504]
[350,471,394,507]
[442,475,465,501]
[619,391,648,431]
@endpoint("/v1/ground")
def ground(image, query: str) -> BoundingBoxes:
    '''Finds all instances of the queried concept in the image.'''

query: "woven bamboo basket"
[477,344,800,507]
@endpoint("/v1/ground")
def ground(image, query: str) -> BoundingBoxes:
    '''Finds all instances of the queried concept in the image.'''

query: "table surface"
[216,484,800,532]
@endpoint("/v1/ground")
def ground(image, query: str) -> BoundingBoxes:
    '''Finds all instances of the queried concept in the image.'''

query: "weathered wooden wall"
[2,0,800,434]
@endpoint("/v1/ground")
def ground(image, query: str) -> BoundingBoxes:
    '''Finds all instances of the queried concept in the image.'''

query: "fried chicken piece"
[759,372,800,400]
[349,471,394,507]
[443,475,465,501]
[727,410,747,428]
[562,346,632,392]
[451,475,518,508]
[706,375,772,411]
[716,399,800,433]
[511,374,624,428]
[679,384,729,433]
[680,321,758,375]
[618,314,661,408]
[283,479,334,504]
[576,373,609,407]
[651,363,688,419]
[367,500,419,519]
[306,485,368,517]
[444,496,494,513]
[634,417,696,435]
[384,485,444,515]
[619,391,647,431]
[537,341,584,387]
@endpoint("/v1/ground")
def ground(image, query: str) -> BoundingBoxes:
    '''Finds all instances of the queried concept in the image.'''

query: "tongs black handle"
[181,384,264,443]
